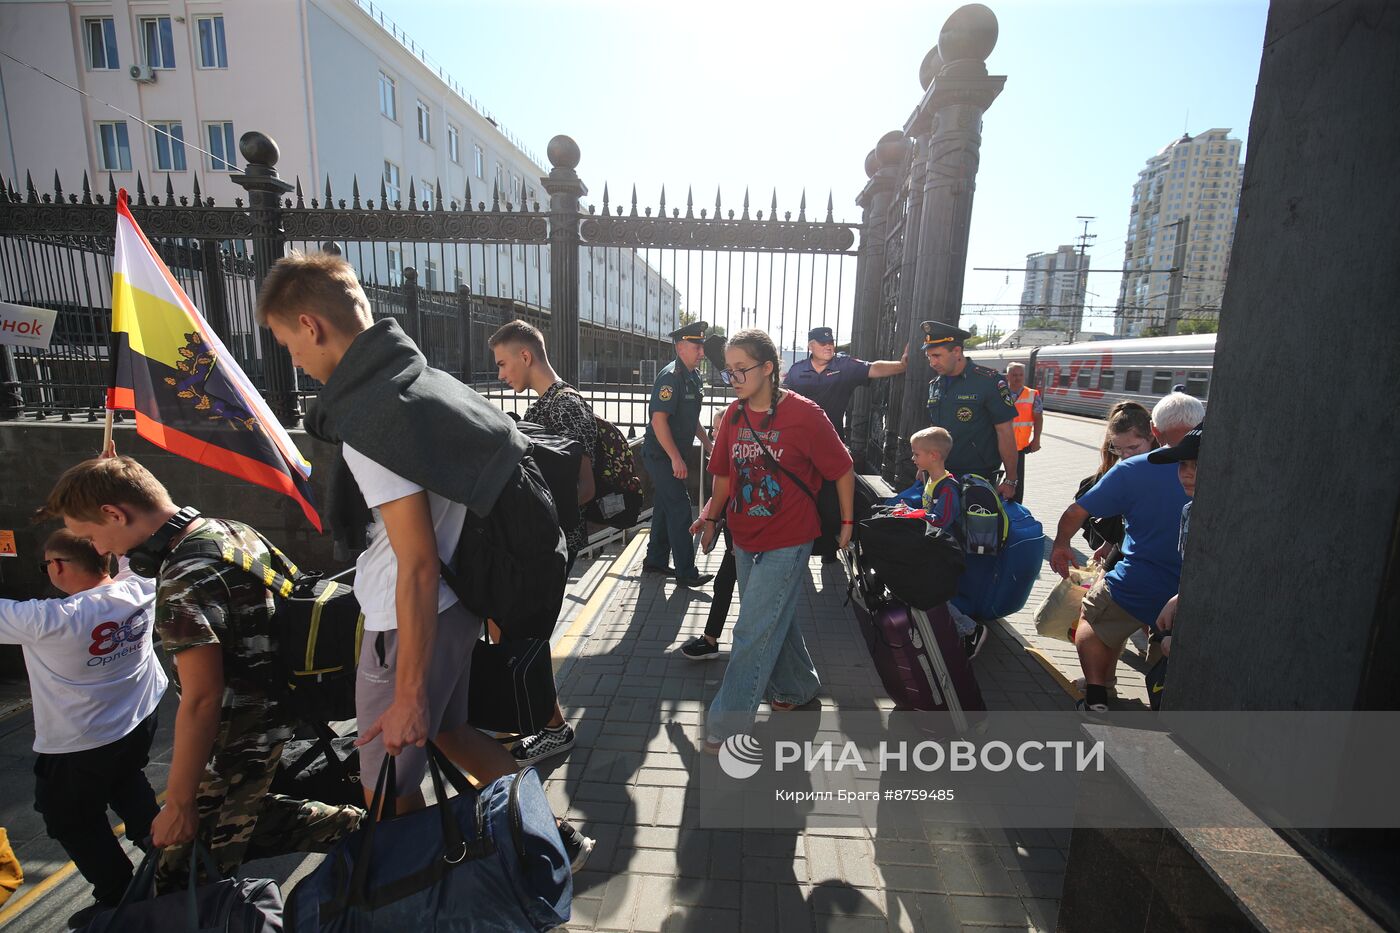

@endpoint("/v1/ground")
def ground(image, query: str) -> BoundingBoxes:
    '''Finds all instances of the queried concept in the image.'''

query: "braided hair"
[726,328,783,425]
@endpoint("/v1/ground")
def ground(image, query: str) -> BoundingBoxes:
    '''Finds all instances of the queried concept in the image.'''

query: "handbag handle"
[99,841,223,933]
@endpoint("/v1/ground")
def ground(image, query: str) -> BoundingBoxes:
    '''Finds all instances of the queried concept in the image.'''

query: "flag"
[106,189,322,531]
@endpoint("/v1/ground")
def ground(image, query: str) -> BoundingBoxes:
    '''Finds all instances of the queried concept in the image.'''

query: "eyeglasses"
[1110,441,1151,456]
[39,558,70,574]
[720,363,763,386]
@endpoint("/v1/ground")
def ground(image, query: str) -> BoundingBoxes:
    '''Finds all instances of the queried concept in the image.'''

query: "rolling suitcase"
[844,545,985,732]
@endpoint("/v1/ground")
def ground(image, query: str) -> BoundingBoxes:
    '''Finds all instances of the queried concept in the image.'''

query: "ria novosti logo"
[718,734,764,780]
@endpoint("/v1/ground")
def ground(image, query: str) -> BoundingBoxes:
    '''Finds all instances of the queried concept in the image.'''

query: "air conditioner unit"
[129,64,156,83]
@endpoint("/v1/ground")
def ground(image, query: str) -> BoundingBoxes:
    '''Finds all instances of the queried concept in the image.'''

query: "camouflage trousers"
[155,712,362,894]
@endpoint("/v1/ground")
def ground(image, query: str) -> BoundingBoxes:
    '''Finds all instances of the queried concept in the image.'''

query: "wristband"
[703,518,717,524]
[840,520,856,525]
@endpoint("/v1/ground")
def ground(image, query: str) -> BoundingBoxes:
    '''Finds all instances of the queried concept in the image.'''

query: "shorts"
[1079,576,1145,651]
[355,601,482,792]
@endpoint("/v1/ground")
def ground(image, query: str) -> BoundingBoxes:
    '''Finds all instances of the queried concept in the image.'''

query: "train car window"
[1152,371,1173,394]
[1099,368,1116,391]
[1077,369,1092,389]
[1058,371,1071,388]
[1125,370,1142,392]
[1186,371,1210,399]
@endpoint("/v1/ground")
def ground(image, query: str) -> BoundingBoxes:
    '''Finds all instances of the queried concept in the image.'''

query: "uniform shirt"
[926,359,1017,477]
[1076,455,1190,628]
[157,518,296,745]
[707,393,853,553]
[782,355,872,438]
[0,561,166,754]
[523,381,598,557]
[343,443,468,632]
[642,358,705,460]
[921,471,962,531]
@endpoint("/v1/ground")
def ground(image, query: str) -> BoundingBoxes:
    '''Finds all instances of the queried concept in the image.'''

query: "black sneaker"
[511,724,575,766]
[557,819,595,874]
[674,572,714,588]
[961,623,990,660]
[1075,698,1110,717]
[641,563,673,576]
[68,901,116,930]
[679,635,721,660]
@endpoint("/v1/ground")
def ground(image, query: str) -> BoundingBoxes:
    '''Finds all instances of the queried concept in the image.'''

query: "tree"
[1177,317,1219,335]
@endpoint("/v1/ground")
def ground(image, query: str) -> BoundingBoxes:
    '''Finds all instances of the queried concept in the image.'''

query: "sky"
[376,0,1270,339]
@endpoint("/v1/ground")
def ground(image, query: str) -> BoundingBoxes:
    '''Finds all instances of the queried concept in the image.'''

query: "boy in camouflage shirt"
[44,456,361,890]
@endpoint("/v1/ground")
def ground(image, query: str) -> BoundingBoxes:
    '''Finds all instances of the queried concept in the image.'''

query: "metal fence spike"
[25,171,37,203]
[165,174,175,202]
[435,179,445,211]
[715,186,722,216]
[135,173,147,205]
[601,182,610,214]
[324,176,334,208]
[464,179,473,211]
[407,177,417,209]
[630,184,638,217]
[686,186,694,219]
[742,187,750,220]
[352,176,362,209]
[53,171,63,201]
[798,189,807,222]
[379,177,388,210]
[81,172,92,204]
[770,189,778,218]
[191,175,202,204]
[826,190,834,223]
[491,180,500,211]
[294,177,305,208]
[659,185,667,215]
[107,173,117,204]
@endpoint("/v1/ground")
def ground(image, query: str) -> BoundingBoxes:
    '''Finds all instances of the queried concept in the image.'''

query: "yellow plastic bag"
[0,827,22,905]
[1033,562,1101,643]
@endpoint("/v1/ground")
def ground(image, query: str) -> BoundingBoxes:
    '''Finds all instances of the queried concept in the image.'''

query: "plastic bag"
[1033,562,1102,642]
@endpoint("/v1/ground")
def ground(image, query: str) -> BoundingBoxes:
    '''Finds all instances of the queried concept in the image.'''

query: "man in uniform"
[783,326,908,440]
[922,320,1019,498]
[641,321,714,587]
[1006,362,1043,504]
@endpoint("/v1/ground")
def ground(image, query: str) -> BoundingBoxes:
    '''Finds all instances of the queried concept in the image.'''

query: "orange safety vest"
[1013,387,1038,451]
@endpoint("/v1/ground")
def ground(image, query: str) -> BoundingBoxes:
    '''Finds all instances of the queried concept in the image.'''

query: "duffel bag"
[82,843,282,932]
[857,509,965,610]
[468,634,557,736]
[286,742,570,932]
[269,722,363,808]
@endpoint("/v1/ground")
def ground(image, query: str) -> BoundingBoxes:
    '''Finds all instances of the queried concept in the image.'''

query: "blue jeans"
[643,453,698,579]
[707,542,820,740]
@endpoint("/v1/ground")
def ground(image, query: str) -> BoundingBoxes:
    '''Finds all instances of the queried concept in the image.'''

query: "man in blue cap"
[922,320,1019,498]
[782,325,908,441]
[640,320,714,587]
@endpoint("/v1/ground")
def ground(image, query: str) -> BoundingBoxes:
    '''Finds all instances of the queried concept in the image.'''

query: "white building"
[1019,245,1088,332]
[1115,128,1243,336]
[0,0,676,340]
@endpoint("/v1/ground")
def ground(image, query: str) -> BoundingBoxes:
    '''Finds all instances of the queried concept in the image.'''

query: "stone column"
[847,133,906,470]
[230,132,297,427]
[893,5,1005,485]
[540,136,587,386]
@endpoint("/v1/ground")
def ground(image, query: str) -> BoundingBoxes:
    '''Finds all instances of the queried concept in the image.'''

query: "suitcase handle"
[101,841,223,932]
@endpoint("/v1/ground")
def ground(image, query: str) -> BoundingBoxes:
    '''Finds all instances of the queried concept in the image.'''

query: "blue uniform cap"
[808,326,835,344]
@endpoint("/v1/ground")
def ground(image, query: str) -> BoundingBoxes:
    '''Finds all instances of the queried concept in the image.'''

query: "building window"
[447,124,460,163]
[151,121,186,172]
[195,16,227,68]
[85,17,119,70]
[205,121,236,171]
[509,173,522,204]
[473,144,484,179]
[383,160,401,204]
[96,121,131,172]
[140,16,175,69]
[494,162,505,196]
[424,259,439,291]
[1125,370,1142,393]
[378,71,397,120]
[418,178,433,206]
[386,246,402,286]
[416,100,431,144]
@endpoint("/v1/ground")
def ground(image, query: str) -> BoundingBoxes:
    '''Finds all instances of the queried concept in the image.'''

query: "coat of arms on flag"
[106,190,321,530]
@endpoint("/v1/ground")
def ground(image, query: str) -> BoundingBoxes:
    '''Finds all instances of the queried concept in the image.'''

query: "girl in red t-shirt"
[690,329,854,749]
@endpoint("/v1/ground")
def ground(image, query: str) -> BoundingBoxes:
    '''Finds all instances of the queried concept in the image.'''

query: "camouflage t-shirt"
[155,518,292,744]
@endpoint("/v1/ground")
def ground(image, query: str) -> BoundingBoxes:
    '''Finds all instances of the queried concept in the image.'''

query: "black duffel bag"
[81,843,281,932]
[269,722,363,808]
[857,508,966,610]
[468,634,557,736]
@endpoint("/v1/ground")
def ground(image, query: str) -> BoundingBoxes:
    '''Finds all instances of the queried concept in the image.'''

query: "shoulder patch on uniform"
[997,378,1014,407]
[659,385,673,401]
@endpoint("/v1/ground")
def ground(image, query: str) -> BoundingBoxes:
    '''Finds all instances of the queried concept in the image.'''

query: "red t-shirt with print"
[707,392,853,553]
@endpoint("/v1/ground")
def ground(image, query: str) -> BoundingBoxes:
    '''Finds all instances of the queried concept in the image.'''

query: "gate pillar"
[541,136,587,386]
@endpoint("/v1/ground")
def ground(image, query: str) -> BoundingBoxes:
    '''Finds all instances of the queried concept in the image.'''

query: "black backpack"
[442,453,569,641]
[514,421,584,536]
[170,535,365,723]
[856,507,966,610]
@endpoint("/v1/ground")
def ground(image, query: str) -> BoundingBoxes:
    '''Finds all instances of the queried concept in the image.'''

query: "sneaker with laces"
[679,635,721,660]
[1075,698,1110,717]
[511,723,575,766]
[961,622,990,659]
[556,819,595,874]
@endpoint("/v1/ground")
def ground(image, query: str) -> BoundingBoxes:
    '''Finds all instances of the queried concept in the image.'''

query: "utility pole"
[1073,216,1096,340]
[1165,215,1190,336]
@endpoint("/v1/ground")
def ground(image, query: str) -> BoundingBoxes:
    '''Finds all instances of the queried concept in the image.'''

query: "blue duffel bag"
[286,742,570,932]
[952,500,1046,621]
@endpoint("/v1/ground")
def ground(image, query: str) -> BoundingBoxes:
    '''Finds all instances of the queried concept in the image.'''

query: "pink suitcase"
[844,548,986,729]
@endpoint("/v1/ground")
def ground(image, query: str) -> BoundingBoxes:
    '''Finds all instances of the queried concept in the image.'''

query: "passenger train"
[969,334,1216,419]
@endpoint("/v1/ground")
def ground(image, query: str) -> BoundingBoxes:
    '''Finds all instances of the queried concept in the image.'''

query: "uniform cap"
[921,320,970,348]
[808,326,835,344]
[669,321,708,343]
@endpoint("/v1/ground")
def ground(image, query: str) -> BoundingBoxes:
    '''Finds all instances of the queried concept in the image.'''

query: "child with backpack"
[908,427,988,658]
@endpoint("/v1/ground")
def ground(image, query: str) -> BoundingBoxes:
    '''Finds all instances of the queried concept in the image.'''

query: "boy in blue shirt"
[909,427,987,657]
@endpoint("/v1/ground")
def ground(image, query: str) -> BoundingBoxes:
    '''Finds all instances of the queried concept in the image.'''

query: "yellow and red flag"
[106,189,321,531]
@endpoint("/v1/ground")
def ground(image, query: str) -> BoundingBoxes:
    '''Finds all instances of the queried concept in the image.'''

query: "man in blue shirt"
[1048,391,1205,713]
[782,326,907,440]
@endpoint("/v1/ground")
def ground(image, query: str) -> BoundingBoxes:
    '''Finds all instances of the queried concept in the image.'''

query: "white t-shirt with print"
[343,443,469,632]
[0,561,167,754]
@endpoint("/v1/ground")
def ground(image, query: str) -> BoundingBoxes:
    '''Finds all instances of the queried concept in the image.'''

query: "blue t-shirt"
[1077,454,1189,627]
[782,355,872,437]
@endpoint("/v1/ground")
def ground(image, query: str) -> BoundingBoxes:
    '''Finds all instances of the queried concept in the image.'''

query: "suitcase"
[844,546,985,731]
[953,500,1045,621]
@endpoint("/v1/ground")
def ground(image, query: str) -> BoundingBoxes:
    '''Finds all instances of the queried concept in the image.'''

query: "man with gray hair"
[1005,363,1042,504]
[1049,390,1205,713]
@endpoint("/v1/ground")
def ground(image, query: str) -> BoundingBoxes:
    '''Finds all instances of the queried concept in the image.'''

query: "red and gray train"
[970,334,1216,419]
